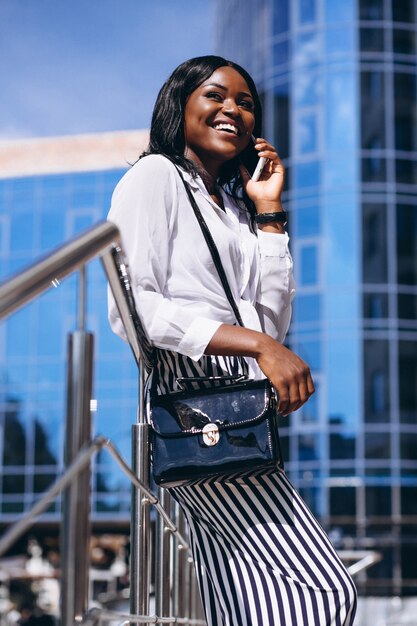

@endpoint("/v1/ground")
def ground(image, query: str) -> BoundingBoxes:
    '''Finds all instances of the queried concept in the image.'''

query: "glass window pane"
[295,203,321,236]
[361,156,386,181]
[300,245,318,285]
[396,158,417,184]
[299,0,316,24]
[395,74,417,152]
[274,0,289,34]
[398,294,417,320]
[397,204,417,285]
[294,161,321,189]
[366,486,392,515]
[329,487,357,516]
[274,85,290,159]
[360,27,385,52]
[362,203,387,282]
[393,29,416,55]
[363,293,389,319]
[401,486,417,514]
[365,432,390,458]
[329,431,356,460]
[361,71,386,149]
[364,340,390,422]
[392,0,415,23]
[296,113,318,154]
[360,0,384,20]
[399,341,417,424]
[294,294,321,323]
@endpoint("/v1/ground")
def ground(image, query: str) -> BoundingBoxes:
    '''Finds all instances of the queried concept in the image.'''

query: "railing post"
[129,364,151,622]
[61,266,94,625]
[155,487,173,623]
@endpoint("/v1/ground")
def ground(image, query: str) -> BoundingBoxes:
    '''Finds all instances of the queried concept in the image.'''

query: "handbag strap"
[175,167,245,328]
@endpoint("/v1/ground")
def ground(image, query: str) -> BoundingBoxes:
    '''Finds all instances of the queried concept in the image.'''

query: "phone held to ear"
[251,135,267,181]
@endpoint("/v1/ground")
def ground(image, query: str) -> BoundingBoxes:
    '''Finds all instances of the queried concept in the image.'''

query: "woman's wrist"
[255,200,284,215]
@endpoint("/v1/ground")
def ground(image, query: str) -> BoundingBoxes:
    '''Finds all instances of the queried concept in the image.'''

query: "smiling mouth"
[212,123,240,136]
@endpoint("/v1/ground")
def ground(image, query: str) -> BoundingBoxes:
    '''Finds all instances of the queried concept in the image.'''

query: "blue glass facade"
[216,0,417,595]
[0,168,137,524]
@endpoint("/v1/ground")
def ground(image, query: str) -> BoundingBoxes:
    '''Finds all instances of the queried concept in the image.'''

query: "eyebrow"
[202,82,253,99]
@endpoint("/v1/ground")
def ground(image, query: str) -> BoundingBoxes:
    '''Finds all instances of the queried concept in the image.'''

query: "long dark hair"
[141,55,263,213]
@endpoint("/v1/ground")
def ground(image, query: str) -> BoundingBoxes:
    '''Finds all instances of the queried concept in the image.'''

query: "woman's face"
[183,66,256,172]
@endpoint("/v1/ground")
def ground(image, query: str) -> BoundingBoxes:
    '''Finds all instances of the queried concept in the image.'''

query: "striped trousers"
[172,467,357,626]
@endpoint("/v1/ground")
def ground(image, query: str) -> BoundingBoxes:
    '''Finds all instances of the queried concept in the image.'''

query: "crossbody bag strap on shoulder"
[174,166,245,328]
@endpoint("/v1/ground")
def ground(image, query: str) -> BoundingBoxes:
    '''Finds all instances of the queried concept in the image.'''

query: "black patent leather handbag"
[149,169,283,487]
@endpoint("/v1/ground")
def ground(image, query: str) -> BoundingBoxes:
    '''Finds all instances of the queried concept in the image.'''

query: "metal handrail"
[0,220,142,364]
[0,435,190,559]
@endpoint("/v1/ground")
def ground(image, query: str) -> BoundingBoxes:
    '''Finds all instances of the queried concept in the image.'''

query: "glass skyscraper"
[0,132,148,542]
[216,0,417,596]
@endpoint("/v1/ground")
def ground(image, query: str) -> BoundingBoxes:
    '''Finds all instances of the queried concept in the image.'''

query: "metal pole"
[176,509,189,620]
[155,488,173,623]
[130,364,151,622]
[61,270,94,625]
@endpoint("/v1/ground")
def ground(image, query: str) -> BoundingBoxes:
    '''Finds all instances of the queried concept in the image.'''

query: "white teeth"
[213,123,239,135]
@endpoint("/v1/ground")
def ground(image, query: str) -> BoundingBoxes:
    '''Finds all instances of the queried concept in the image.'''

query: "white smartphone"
[251,135,267,181]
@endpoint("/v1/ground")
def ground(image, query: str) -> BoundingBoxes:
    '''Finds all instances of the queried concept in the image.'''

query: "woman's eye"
[240,100,254,111]
[206,92,223,101]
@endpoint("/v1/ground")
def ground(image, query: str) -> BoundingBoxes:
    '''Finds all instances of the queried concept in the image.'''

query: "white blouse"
[107,154,295,381]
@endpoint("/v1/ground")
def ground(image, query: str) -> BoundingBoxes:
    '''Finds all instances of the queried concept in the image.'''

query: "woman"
[108,55,357,626]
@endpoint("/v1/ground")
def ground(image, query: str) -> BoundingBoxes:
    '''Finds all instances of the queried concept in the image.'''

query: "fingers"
[273,360,315,417]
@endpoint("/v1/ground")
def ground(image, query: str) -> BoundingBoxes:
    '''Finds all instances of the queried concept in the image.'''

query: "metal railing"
[0,221,205,626]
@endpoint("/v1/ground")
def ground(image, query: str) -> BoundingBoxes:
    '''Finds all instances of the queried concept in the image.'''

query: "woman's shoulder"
[130,153,177,177]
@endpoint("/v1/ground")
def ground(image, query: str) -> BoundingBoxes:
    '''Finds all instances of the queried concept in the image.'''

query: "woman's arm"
[205,324,314,416]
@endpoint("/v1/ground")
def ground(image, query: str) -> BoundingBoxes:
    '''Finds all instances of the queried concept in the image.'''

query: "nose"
[222,98,239,116]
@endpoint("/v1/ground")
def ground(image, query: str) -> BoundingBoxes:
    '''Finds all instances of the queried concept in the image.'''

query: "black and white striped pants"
[172,467,357,626]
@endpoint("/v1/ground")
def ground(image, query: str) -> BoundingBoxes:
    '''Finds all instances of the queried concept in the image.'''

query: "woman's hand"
[255,334,315,416]
[205,325,315,417]
[239,138,285,214]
